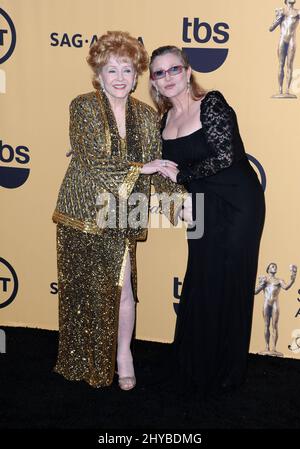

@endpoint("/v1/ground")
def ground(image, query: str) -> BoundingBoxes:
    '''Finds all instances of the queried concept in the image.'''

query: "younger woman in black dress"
[150,46,265,396]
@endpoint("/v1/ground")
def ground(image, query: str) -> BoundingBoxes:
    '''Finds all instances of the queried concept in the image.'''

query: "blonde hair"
[87,31,149,89]
[149,45,206,115]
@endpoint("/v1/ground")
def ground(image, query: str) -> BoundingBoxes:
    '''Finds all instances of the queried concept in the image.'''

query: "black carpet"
[1,326,300,433]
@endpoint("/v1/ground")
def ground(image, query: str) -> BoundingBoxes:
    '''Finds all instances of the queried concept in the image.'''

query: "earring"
[187,80,190,93]
[155,87,160,102]
[99,81,105,92]
[131,79,137,93]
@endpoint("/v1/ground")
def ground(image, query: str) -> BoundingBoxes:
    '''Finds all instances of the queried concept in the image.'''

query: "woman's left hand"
[140,159,177,176]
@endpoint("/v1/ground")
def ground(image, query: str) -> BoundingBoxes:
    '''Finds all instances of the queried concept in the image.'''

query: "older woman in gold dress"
[52,31,187,390]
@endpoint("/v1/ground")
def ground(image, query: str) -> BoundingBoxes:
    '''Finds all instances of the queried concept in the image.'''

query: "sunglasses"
[151,65,186,80]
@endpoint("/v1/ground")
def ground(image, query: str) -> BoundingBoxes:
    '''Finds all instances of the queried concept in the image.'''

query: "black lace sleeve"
[177,91,234,183]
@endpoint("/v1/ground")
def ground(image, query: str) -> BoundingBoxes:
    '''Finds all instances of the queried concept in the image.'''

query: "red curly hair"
[87,31,149,89]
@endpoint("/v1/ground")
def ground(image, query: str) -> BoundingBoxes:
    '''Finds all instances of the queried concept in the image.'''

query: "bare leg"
[117,253,136,389]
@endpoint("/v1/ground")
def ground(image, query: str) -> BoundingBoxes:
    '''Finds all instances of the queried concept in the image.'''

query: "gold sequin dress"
[52,89,187,387]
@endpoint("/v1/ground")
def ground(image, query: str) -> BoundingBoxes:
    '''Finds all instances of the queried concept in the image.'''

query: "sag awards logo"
[0,139,30,188]
[182,17,229,73]
[0,8,17,94]
[0,257,18,309]
[50,32,98,48]
[50,33,144,48]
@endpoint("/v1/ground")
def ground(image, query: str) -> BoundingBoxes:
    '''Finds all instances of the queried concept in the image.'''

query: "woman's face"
[99,55,136,100]
[151,52,191,99]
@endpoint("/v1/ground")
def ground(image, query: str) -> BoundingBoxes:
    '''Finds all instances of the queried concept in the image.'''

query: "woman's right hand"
[141,159,178,177]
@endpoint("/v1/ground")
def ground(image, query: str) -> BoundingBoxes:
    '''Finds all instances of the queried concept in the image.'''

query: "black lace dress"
[162,91,265,395]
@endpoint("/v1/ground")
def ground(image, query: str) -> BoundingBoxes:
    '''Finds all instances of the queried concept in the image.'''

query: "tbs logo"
[0,257,18,309]
[0,140,30,189]
[182,17,229,73]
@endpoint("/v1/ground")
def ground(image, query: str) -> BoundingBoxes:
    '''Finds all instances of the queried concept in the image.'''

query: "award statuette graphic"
[255,263,297,357]
[270,0,300,98]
